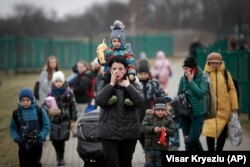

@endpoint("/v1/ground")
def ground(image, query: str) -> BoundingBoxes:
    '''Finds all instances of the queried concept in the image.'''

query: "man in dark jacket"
[96,57,144,167]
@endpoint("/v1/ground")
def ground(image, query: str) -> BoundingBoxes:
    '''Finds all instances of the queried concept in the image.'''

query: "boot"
[57,153,65,166]
[124,98,134,106]
[107,95,117,105]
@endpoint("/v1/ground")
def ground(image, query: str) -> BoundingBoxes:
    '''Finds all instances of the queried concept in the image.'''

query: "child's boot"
[124,98,134,106]
[108,95,118,105]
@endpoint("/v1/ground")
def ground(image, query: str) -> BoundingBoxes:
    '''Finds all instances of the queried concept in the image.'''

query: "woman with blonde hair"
[202,52,238,151]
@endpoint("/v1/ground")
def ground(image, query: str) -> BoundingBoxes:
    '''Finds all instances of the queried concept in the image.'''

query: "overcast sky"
[0,0,129,18]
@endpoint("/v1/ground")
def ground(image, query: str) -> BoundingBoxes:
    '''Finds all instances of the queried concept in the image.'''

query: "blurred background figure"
[189,37,204,59]
[238,34,248,50]
[151,51,173,95]
[69,60,92,118]
[228,35,238,51]
[138,52,148,64]
[66,63,78,87]
[38,55,59,105]
[90,58,104,91]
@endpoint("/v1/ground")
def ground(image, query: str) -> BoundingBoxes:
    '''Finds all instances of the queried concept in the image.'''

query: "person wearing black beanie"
[182,56,197,68]
[137,62,150,74]
[175,55,208,151]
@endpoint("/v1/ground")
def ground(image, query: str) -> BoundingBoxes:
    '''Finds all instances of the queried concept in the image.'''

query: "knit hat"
[207,52,222,63]
[182,56,197,68]
[19,87,34,102]
[137,62,150,74]
[154,98,166,110]
[110,20,125,46]
[52,71,65,83]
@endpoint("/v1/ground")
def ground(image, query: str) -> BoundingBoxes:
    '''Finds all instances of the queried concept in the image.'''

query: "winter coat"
[95,80,144,140]
[141,113,175,150]
[104,44,136,76]
[177,66,208,117]
[9,102,50,148]
[202,62,238,138]
[39,69,58,104]
[45,84,77,141]
[71,72,92,103]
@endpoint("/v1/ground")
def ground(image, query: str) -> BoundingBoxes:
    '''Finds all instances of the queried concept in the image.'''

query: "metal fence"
[0,34,173,71]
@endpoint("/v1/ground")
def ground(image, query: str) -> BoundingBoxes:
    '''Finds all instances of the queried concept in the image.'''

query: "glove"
[96,39,107,65]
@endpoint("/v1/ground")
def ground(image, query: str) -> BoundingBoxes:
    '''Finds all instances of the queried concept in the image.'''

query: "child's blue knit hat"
[110,20,125,46]
[19,87,34,102]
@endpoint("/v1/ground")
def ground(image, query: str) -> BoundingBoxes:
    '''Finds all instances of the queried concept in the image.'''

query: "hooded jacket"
[202,61,238,138]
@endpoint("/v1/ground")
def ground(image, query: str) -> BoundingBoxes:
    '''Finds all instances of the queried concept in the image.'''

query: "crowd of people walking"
[9,19,240,167]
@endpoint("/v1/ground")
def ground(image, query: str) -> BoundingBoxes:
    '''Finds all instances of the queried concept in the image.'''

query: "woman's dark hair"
[108,57,128,68]
[104,57,128,83]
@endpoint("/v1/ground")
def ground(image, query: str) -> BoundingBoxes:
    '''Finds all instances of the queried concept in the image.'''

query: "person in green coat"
[177,56,208,151]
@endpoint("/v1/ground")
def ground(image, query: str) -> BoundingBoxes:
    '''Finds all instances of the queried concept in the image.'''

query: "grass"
[0,71,249,166]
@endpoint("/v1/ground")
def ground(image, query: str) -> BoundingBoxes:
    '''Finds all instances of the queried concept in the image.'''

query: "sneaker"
[108,95,118,105]
[124,98,134,106]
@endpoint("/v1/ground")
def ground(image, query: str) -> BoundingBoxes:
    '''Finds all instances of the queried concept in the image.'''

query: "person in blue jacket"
[9,87,50,167]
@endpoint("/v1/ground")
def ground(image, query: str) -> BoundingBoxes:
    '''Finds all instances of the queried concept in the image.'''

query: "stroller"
[76,108,106,167]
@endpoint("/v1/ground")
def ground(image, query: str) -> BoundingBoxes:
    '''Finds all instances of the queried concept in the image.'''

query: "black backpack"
[33,81,40,100]
[12,107,43,130]
[223,69,240,103]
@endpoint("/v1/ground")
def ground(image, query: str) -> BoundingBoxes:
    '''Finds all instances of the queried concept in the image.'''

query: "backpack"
[223,69,240,103]
[12,107,43,130]
[204,73,216,119]
[33,81,40,100]
[76,109,105,162]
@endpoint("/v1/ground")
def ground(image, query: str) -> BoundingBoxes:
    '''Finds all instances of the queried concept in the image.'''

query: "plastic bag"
[228,112,243,147]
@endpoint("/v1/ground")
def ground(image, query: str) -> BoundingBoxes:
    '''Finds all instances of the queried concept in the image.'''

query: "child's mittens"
[158,130,167,147]
[96,39,108,65]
